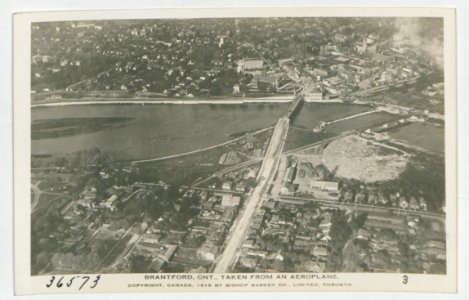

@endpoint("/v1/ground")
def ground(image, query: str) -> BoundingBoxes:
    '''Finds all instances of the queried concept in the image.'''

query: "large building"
[303,86,324,102]
[237,58,265,74]
[310,181,339,192]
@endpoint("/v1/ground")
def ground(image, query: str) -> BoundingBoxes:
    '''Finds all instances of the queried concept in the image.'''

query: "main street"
[213,113,293,273]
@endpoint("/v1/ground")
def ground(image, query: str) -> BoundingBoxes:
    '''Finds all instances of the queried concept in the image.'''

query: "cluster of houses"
[352,213,446,273]
[141,189,244,272]
[32,18,434,100]
[234,201,335,272]
[279,39,430,101]
[101,187,246,273]
[341,185,428,212]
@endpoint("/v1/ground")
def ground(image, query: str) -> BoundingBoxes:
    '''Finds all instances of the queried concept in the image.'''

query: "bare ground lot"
[321,135,409,183]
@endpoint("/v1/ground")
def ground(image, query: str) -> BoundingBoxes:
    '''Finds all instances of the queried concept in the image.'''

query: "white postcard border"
[13,7,457,295]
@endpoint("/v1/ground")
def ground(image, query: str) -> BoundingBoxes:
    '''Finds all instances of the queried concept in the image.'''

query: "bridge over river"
[212,96,303,273]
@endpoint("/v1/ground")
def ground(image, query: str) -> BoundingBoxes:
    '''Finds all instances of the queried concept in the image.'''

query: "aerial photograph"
[30,17,446,276]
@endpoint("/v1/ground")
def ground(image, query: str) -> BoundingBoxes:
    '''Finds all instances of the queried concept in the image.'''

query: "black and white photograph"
[11,6,458,295]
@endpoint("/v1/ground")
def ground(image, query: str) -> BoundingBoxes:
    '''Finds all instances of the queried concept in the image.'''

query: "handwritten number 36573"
[46,275,101,290]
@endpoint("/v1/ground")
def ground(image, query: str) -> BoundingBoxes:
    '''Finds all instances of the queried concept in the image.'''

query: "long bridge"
[212,96,303,273]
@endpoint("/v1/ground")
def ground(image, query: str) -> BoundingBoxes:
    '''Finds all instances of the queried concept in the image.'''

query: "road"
[95,213,145,272]
[213,117,290,273]
[31,181,65,212]
[31,182,41,209]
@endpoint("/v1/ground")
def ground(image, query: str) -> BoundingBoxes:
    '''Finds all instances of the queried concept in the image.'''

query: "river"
[31,102,375,161]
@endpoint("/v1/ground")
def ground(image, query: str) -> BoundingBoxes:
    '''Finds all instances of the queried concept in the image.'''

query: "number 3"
[403,275,408,284]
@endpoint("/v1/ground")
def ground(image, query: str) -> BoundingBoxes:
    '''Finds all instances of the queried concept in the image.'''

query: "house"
[431,221,442,232]
[389,194,398,206]
[263,200,277,210]
[358,79,372,90]
[343,191,354,202]
[293,239,316,250]
[280,182,298,196]
[244,168,257,179]
[422,241,446,260]
[312,68,328,78]
[278,58,294,65]
[366,44,377,53]
[320,44,338,55]
[356,228,370,240]
[285,166,297,183]
[355,193,367,204]
[238,256,257,269]
[242,239,255,249]
[323,76,343,87]
[197,244,219,261]
[250,220,263,231]
[399,197,409,210]
[311,181,339,192]
[247,249,268,258]
[409,197,419,210]
[82,187,97,201]
[419,197,427,211]
[380,71,394,82]
[304,261,326,273]
[424,240,445,249]
[275,252,284,262]
[103,194,118,210]
[222,181,232,191]
[141,233,162,245]
[319,213,332,230]
[232,84,240,94]
[235,182,246,193]
[312,245,329,257]
[422,247,446,260]
[355,42,367,53]
[221,194,241,207]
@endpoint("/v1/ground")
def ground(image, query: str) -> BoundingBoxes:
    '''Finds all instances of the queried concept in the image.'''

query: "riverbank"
[31,95,296,108]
